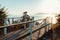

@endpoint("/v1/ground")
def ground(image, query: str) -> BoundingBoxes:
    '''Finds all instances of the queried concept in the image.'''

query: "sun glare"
[52,16,57,24]
[45,14,57,24]
[50,15,57,24]
[37,0,58,24]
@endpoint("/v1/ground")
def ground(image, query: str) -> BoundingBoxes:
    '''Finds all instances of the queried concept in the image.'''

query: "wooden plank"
[17,24,51,40]
[0,29,24,40]
[0,23,51,40]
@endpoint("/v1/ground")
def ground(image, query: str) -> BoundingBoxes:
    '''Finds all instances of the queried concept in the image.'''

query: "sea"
[5,14,48,25]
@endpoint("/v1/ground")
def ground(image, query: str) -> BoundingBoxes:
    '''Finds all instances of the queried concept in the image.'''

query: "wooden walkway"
[18,24,51,40]
[0,25,45,40]
[0,17,52,40]
[0,23,51,40]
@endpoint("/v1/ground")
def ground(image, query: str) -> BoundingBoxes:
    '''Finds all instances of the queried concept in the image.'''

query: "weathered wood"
[17,23,51,40]
[0,19,44,28]
[0,17,52,40]
[0,23,51,40]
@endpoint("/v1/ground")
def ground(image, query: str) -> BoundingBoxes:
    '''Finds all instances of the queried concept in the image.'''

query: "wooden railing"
[0,17,52,40]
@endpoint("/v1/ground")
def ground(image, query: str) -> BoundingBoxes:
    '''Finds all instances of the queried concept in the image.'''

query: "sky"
[0,0,60,16]
[0,0,60,24]
[0,0,40,16]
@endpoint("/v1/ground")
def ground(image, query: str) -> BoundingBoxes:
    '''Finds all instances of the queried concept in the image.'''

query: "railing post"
[24,16,27,30]
[44,19,47,33]
[51,17,53,40]
[8,18,10,24]
[12,18,14,24]
[19,18,21,23]
[32,17,34,26]
[4,19,7,35]
[29,22,33,40]
[43,19,47,40]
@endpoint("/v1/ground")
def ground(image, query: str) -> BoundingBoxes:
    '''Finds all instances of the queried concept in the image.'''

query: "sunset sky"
[0,0,60,16]
[0,0,60,24]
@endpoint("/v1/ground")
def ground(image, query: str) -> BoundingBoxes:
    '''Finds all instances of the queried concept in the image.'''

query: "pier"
[0,17,53,40]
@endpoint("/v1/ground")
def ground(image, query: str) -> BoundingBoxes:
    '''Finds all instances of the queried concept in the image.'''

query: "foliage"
[57,14,60,22]
[0,5,7,26]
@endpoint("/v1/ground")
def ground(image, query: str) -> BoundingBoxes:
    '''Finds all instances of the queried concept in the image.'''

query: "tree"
[56,14,60,30]
[57,14,60,23]
[0,5,7,26]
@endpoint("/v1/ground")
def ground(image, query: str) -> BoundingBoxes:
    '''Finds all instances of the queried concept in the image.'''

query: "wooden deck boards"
[0,24,51,40]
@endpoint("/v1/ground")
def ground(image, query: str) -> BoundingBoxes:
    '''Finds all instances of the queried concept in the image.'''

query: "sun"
[50,15,57,24]
[52,16,57,24]
[37,0,58,24]
[45,14,57,24]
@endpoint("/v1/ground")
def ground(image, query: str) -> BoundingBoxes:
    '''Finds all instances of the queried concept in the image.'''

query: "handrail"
[0,17,21,19]
[0,17,52,40]
[17,23,51,39]
[0,18,46,28]
[0,23,51,40]
[6,17,21,19]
